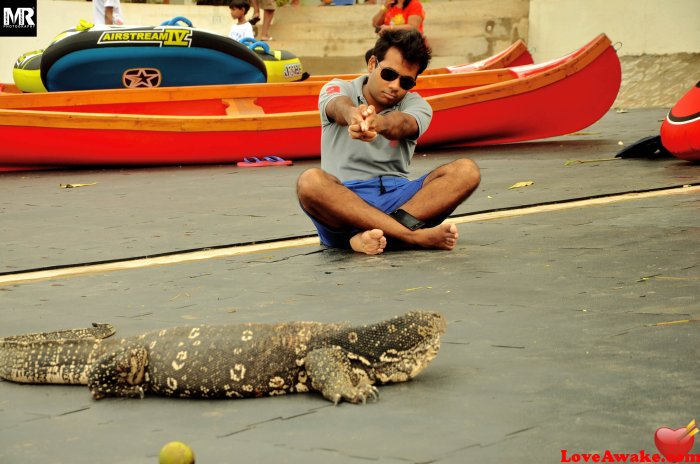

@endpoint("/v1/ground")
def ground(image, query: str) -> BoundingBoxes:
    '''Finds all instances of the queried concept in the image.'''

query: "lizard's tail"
[0,323,115,385]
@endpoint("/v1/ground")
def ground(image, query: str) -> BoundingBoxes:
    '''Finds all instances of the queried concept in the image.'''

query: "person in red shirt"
[371,0,426,36]
[368,0,426,62]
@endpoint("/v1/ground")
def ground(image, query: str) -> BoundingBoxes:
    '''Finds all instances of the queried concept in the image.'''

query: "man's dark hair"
[229,0,250,13]
[372,29,432,75]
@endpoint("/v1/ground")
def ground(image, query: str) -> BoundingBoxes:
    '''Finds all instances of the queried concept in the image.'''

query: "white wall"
[529,0,700,60]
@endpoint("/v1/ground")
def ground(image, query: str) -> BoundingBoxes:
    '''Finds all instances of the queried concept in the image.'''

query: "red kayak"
[0,34,619,171]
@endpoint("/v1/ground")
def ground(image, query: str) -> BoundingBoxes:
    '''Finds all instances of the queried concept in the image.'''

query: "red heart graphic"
[654,427,695,462]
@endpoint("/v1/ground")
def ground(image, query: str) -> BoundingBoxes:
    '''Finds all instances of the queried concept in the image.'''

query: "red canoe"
[0,34,619,171]
[660,81,700,161]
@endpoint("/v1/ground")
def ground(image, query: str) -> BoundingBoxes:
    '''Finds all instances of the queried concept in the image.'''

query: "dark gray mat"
[2,108,698,273]
[1,192,698,463]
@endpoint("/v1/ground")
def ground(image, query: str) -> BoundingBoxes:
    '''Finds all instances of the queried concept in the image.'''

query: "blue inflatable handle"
[240,37,257,46]
[160,16,193,27]
[247,40,270,54]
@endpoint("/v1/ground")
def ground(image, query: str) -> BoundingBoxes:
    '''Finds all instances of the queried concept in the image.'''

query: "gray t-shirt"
[318,75,433,182]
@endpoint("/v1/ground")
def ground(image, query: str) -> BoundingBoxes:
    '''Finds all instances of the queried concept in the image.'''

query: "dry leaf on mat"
[508,181,534,189]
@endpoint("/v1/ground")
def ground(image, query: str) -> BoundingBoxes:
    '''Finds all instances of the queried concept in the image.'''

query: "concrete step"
[299,55,368,75]
[268,0,528,63]
[272,37,376,58]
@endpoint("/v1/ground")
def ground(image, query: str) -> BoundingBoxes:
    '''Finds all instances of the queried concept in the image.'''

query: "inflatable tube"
[40,24,267,91]
[13,22,91,93]
[259,48,305,83]
[12,49,47,93]
[240,38,305,83]
[160,16,193,27]
[660,81,700,161]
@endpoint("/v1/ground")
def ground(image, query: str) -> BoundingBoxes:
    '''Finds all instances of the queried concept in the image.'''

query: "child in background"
[228,0,254,42]
[93,0,124,25]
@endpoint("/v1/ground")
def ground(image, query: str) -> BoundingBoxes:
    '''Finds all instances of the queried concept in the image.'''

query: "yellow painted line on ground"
[0,237,320,286]
[1,185,698,286]
[446,185,700,225]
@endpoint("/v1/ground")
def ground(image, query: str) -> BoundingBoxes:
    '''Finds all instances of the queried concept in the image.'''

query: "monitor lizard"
[0,311,446,404]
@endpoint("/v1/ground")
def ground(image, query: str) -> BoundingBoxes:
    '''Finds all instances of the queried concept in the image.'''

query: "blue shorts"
[305,174,442,249]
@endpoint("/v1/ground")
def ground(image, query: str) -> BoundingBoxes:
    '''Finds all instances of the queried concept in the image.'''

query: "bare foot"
[409,223,459,250]
[349,229,387,255]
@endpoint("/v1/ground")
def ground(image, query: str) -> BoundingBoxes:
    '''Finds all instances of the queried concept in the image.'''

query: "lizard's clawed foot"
[332,383,379,405]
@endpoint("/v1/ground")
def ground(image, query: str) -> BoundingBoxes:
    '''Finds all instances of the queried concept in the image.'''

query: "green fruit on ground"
[159,441,195,464]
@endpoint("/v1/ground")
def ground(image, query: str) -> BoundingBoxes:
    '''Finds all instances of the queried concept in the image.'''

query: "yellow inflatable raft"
[12,19,305,93]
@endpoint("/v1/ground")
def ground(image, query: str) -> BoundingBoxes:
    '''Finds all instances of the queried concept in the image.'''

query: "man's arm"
[372,111,419,141]
[325,96,378,142]
[325,93,421,142]
[325,95,364,127]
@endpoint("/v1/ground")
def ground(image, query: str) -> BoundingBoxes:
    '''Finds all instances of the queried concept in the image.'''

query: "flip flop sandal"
[237,156,269,167]
[263,156,293,166]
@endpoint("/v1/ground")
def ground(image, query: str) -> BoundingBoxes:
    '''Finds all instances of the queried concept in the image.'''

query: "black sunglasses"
[374,58,417,91]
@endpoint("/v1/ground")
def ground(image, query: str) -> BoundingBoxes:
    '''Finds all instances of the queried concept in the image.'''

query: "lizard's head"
[345,311,447,384]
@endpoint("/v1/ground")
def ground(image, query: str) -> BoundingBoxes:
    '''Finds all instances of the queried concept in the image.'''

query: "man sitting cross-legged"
[297,29,481,255]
